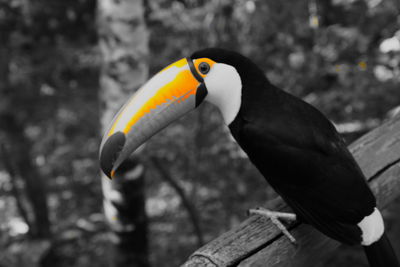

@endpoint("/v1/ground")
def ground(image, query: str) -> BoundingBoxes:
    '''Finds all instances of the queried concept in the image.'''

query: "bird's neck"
[228,75,280,140]
[224,57,278,135]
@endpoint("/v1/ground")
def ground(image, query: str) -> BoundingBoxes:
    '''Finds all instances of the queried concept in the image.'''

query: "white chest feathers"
[204,63,242,125]
[358,207,384,246]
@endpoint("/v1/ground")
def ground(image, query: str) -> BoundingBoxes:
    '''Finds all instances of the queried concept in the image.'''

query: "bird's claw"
[248,207,297,244]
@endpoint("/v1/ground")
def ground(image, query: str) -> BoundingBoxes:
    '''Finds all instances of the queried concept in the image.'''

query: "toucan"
[99,48,399,266]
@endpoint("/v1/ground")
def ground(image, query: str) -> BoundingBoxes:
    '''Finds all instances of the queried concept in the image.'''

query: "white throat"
[203,63,242,125]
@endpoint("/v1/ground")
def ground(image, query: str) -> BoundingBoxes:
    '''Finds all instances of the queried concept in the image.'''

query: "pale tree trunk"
[98,0,150,266]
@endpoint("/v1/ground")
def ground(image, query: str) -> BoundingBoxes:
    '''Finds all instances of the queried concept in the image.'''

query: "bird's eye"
[198,62,210,74]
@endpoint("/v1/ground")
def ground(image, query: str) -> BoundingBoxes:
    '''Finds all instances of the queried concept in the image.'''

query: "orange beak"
[99,58,208,179]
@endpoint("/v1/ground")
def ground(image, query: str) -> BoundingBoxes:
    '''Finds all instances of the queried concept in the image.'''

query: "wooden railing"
[182,114,400,267]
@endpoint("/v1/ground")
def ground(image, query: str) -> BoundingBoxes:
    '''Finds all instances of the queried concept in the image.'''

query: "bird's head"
[99,48,264,179]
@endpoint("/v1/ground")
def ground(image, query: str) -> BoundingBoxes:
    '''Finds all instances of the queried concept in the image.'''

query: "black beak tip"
[99,131,126,179]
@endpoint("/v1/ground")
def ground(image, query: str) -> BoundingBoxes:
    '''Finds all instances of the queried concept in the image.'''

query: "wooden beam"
[181,114,400,267]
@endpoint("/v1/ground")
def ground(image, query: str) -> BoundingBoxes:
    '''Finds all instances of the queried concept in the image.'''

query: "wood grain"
[181,115,400,267]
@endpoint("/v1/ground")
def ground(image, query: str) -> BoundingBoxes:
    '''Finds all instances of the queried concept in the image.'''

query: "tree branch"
[150,156,204,247]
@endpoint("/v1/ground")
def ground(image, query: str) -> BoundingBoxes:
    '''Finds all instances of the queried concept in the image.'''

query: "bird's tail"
[363,232,399,267]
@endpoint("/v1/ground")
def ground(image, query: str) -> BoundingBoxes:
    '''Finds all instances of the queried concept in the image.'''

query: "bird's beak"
[99,57,208,179]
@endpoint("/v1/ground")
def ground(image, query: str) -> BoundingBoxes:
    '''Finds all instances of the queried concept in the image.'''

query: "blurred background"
[0,0,399,266]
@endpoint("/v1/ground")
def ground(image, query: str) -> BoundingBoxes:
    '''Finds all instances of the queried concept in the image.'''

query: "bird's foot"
[248,207,297,244]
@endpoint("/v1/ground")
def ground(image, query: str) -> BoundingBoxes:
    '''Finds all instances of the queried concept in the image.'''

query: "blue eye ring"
[199,62,210,74]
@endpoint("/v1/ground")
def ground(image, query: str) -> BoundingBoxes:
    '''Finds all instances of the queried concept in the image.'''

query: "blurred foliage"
[0,0,399,266]
[0,0,107,266]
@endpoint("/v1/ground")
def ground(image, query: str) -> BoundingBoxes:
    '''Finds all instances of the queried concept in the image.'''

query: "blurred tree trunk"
[0,114,51,240]
[98,0,150,266]
[0,26,50,239]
